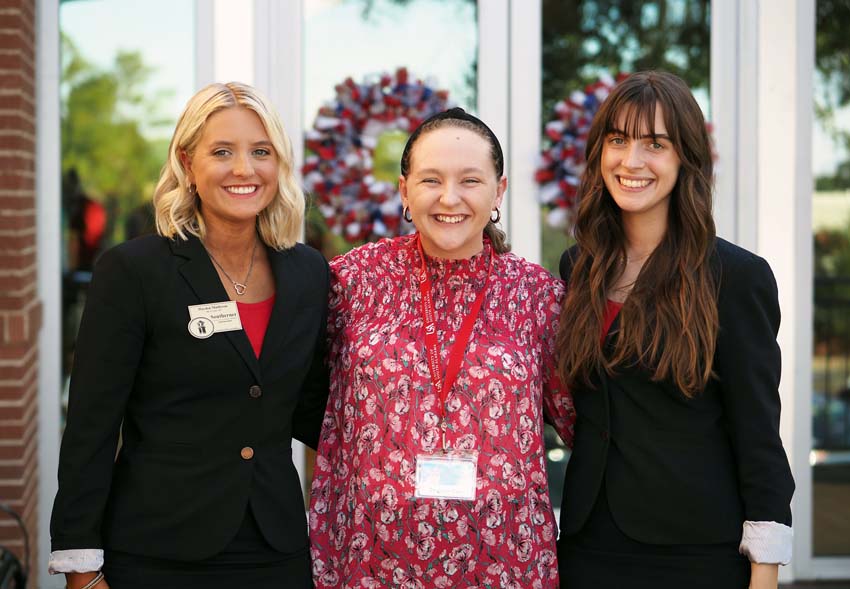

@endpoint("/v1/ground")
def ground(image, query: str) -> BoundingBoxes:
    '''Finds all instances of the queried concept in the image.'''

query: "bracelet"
[68,571,104,589]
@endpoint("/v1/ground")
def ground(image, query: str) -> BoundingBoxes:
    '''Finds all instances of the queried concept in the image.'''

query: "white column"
[254,0,308,489]
[213,0,255,84]
[195,0,256,89]
[508,0,542,264]
[195,0,214,89]
[710,0,738,241]
[754,0,815,580]
[710,0,758,249]
[734,0,760,252]
[477,0,510,236]
[255,0,304,179]
[36,0,63,585]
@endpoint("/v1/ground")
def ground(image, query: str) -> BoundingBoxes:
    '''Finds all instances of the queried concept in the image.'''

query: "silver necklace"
[204,239,258,296]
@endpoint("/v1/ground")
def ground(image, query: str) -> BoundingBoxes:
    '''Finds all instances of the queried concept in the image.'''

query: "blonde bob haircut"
[153,82,304,250]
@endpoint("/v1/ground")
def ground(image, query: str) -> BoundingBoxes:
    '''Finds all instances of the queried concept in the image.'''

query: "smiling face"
[601,102,682,224]
[399,126,506,260]
[182,107,278,233]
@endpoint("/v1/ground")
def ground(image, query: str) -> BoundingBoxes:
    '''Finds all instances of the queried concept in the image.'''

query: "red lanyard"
[415,235,493,450]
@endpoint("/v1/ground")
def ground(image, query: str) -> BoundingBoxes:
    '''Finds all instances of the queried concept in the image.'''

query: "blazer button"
[249,385,262,398]
[240,446,254,460]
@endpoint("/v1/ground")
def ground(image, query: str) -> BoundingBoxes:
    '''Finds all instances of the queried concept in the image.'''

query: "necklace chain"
[622,252,651,264]
[204,239,258,296]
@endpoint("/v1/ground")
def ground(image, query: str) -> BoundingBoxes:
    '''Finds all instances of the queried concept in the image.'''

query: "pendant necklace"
[204,239,258,296]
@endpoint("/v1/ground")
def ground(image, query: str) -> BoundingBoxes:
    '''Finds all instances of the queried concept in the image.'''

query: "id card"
[414,452,478,501]
[187,301,243,339]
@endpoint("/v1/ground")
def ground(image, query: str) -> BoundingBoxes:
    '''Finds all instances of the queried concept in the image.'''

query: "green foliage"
[814,1,850,192]
[815,219,850,354]
[816,161,850,191]
[816,1,850,107]
[541,0,710,121]
[61,33,172,244]
[372,130,409,183]
[816,224,850,279]
[540,211,575,274]
[812,2,850,357]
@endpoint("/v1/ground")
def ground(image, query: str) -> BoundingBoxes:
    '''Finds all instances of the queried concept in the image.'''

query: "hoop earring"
[490,208,501,223]
[188,183,197,196]
[403,206,413,223]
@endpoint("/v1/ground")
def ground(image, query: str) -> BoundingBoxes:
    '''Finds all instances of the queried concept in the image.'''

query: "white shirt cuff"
[48,549,104,574]
[739,520,793,565]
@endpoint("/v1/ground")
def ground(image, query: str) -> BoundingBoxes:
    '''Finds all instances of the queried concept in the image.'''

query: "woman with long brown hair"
[555,71,794,588]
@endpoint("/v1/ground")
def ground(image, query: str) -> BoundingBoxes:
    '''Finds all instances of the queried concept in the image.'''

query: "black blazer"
[557,238,794,545]
[50,234,329,560]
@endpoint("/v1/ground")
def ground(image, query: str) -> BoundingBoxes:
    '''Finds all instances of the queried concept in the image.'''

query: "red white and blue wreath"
[535,72,625,229]
[303,68,451,243]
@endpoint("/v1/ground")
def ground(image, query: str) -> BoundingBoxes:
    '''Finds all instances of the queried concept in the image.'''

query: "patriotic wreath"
[303,68,451,242]
[535,72,626,229]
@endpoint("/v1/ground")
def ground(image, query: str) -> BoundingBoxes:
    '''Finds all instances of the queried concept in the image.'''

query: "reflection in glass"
[539,0,710,508]
[812,0,850,557]
[303,0,478,259]
[60,0,194,419]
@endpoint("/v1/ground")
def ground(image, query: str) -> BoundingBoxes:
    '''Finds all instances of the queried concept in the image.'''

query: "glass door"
[811,0,850,561]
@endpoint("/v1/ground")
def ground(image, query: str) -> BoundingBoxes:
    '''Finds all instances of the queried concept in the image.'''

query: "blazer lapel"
[171,236,262,383]
[258,247,301,367]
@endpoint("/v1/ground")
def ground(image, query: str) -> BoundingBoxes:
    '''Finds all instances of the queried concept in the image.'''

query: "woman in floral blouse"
[309,108,576,588]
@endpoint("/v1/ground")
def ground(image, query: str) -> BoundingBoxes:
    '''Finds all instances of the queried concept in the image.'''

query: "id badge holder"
[414,451,478,501]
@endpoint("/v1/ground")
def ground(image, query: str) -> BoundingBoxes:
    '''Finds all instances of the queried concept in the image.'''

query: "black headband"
[401,107,505,177]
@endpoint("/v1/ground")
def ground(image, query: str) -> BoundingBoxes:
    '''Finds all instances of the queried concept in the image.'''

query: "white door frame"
[36,0,62,585]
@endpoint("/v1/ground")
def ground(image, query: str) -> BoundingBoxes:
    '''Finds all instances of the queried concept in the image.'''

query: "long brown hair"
[556,71,718,397]
[400,108,510,254]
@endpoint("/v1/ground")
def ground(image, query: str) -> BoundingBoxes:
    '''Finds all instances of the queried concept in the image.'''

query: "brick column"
[0,0,41,578]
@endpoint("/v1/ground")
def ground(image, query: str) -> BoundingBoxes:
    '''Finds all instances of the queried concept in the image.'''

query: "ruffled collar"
[403,233,493,281]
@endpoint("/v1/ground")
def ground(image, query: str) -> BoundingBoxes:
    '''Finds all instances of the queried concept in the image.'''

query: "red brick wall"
[0,0,41,577]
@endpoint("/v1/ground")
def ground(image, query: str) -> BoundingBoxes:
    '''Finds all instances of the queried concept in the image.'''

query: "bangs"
[603,86,660,140]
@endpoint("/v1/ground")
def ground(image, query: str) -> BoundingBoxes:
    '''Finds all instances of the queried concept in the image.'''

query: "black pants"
[558,489,750,589]
[103,506,313,589]
[103,550,312,589]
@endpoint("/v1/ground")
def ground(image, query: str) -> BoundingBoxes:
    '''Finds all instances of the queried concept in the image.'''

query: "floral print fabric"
[310,235,575,589]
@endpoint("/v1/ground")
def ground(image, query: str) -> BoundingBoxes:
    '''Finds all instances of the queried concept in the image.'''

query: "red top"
[236,295,275,358]
[603,299,623,339]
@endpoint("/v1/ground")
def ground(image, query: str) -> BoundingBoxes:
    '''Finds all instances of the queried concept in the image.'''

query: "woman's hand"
[750,563,779,589]
[65,571,110,589]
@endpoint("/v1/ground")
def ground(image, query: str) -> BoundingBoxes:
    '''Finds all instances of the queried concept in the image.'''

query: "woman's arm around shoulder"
[532,264,575,447]
[292,249,331,450]
[558,244,580,282]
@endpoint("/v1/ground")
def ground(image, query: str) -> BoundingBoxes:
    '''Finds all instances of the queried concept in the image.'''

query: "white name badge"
[414,452,478,501]
[187,301,243,339]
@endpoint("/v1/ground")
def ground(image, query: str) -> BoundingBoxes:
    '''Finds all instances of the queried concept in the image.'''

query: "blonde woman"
[49,82,328,589]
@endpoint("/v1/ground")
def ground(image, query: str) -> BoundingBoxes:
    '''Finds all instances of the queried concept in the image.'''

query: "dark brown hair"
[400,107,510,253]
[556,71,718,396]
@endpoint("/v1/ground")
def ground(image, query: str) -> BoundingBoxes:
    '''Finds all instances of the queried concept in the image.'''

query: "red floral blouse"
[309,235,575,589]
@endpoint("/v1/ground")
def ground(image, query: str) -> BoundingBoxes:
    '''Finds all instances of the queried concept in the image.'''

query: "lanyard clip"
[441,419,448,452]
